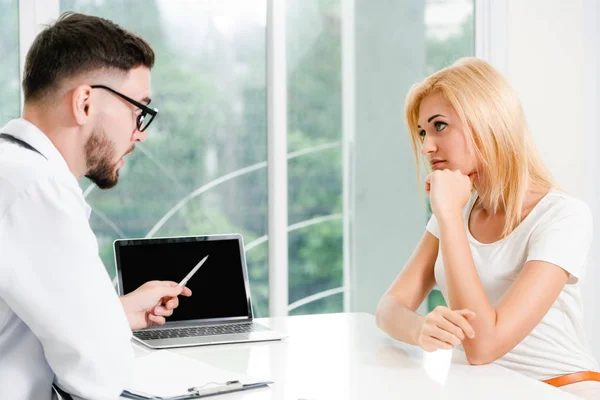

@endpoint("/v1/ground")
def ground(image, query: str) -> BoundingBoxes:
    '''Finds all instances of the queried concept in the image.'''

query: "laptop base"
[133,331,284,349]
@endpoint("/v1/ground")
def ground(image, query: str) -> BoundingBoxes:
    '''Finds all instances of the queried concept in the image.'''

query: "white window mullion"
[341,0,355,313]
[475,0,508,77]
[18,0,60,111]
[267,0,288,317]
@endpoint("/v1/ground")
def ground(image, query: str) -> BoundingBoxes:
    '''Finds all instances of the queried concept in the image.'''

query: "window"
[61,0,271,315]
[426,0,474,73]
[55,0,474,317]
[287,0,344,315]
[0,0,20,122]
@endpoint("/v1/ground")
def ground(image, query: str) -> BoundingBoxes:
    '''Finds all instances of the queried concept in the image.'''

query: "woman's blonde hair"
[405,57,556,237]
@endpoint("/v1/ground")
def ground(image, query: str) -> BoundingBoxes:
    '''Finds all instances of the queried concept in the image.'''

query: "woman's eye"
[434,121,447,131]
[418,130,426,140]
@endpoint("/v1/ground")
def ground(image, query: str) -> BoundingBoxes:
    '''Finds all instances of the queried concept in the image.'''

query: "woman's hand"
[417,306,477,352]
[425,169,473,220]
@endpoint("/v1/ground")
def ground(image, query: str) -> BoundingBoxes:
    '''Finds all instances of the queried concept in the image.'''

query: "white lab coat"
[0,119,134,400]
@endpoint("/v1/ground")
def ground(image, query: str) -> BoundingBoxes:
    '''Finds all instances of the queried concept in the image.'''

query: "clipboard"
[52,351,273,400]
[121,380,272,399]
[123,350,273,399]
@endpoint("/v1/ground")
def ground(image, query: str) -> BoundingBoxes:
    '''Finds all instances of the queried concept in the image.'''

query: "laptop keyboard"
[134,322,270,341]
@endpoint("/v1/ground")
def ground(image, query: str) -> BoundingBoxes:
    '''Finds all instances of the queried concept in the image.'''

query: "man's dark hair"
[23,12,155,103]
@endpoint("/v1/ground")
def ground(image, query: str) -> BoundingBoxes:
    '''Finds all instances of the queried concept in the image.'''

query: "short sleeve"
[426,213,440,238]
[526,200,593,284]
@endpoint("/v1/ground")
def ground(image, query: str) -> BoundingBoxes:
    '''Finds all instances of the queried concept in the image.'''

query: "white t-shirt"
[426,189,599,380]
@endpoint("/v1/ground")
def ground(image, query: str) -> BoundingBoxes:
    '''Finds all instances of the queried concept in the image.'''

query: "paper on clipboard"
[129,350,269,397]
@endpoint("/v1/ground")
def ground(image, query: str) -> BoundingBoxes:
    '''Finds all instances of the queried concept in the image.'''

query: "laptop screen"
[115,235,252,323]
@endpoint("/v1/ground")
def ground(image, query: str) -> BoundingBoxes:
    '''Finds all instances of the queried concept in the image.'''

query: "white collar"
[0,118,92,219]
[1,118,75,177]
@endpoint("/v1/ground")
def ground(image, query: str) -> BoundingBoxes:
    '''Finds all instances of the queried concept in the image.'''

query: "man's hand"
[120,281,192,331]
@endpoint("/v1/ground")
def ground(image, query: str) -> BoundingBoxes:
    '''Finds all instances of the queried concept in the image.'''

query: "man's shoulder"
[0,144,54,189]
[0,145,82,217]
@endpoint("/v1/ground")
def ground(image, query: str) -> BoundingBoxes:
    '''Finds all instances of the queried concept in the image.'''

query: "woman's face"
[417,93,478,177]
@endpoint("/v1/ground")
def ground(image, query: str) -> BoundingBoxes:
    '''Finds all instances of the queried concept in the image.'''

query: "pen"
[178,255,209,287]
[189,380,243,395]
[186,380,274,397]
[123,380,273,400]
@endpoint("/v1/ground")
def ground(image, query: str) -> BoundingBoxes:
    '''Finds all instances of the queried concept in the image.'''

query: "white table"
[134,312,577,399]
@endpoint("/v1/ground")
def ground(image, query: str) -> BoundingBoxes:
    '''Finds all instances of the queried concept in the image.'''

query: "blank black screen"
[116,237,250,322]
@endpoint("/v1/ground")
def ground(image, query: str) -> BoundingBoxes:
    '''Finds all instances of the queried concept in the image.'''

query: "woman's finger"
[429,326,461,347]
[422,336,453,352]
[455,309,477,320]
[435,317,466,341]
[425,174,432,194]
[443,308,476,339]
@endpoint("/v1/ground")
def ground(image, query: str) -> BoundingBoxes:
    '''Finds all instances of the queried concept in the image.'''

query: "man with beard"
[0,12,192,400]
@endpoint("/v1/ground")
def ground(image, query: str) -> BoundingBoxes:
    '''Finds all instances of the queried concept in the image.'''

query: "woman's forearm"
[437,213,498,361]
[438,214,495,323]
[376,295,425,346]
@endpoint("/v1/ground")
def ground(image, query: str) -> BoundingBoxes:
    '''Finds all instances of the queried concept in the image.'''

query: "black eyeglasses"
[90,85,158,132]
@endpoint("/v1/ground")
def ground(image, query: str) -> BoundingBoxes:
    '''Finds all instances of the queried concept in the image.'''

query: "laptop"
[114,233,284,349]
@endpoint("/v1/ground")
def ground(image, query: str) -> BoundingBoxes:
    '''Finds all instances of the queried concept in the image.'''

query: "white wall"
[501,0,600,360]
[506,0,585,197]
[582,0,600,362]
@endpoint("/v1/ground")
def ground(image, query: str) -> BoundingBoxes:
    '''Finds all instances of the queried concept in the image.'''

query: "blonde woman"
[376,57,600,399]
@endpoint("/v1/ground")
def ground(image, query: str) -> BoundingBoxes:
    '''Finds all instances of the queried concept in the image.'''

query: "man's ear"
[71,85,92,125]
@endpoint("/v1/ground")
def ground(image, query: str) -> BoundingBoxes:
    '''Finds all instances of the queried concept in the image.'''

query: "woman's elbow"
[466,352,493,366]
[464,344,498,366]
